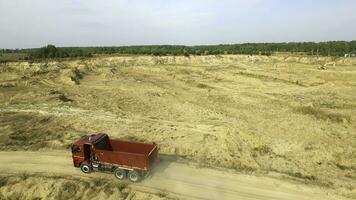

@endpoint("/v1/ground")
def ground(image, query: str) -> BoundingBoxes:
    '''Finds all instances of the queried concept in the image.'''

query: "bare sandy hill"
[0,55,356,199]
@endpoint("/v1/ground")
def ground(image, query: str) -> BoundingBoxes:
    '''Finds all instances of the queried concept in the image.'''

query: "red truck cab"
[71,133,158,182]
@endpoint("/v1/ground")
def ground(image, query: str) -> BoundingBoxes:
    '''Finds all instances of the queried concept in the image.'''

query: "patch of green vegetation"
[196,83,212,89]
[0,177,8,188]
[0,53,28,63]
[92,178,106,187]
[31,70,50,76]
[295,105,350,123]
[0,112,72,150]
[62,182,78,194]
[55,181,79,200]
[157,191,169,198]
[20,172,30,181]
[252,145,272,157]
[70,68,83,85]
[294,172,316,181]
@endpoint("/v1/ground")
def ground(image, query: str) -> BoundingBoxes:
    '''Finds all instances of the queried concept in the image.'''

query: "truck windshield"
[94,136,112,150]
[71,145,81,153]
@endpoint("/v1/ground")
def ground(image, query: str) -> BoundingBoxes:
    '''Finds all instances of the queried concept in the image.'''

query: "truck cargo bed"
[93,135,158,171]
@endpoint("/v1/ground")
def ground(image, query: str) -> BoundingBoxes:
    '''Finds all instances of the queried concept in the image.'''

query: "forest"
[1,41,356,59]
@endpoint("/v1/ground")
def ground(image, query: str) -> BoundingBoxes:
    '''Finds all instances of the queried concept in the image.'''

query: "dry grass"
[0,55,356,196]
[0,174,168,200]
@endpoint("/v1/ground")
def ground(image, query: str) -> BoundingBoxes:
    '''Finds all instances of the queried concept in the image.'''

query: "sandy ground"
[0,55,356,199]
[0,151,349,200]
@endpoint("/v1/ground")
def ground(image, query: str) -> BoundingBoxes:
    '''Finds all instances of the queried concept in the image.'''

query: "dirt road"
[0,151,348,200]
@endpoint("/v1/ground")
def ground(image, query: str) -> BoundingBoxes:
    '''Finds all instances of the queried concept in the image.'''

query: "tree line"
[1,41,356,59]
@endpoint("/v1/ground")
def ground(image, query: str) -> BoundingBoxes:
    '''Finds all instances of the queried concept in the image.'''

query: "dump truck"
[71,133,158,182]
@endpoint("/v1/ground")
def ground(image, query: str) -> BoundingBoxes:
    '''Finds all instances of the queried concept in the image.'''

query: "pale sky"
[0,0,355,48]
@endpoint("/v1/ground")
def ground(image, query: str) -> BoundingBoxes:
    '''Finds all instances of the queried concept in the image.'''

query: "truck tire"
[128,170,140,182]
[114,168,126,180]
[80,163,91,173]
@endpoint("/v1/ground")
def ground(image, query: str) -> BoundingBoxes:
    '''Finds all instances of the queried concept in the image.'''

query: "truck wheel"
[80,163,91,173]
[128,170,140,182]
[114,168,126,180]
